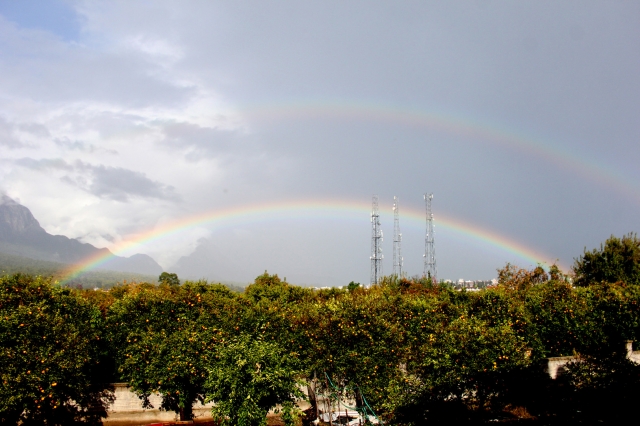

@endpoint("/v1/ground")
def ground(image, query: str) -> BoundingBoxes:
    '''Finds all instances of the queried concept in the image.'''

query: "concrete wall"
[546,355,580,379]
[546,341,640,379]
[626,341,640,364]
[103,383,214,425]
[102,383,311,425]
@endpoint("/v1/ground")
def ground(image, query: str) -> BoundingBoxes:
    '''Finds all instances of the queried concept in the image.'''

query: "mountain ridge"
[0,195,163,276]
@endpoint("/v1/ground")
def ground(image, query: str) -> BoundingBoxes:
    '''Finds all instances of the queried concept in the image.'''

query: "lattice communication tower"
[370,195,383,286]
[392,196,403,277]
[423,193,437,283]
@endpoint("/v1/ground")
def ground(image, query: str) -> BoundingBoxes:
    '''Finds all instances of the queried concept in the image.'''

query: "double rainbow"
[59,101,617,284]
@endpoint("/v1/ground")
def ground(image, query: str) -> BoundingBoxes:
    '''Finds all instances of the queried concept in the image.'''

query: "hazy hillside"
[0,251,158,288]
[0,195,162,276]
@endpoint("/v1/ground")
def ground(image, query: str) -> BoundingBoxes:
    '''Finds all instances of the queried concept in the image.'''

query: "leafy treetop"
[573,233,640,286]
[158,272,180,287]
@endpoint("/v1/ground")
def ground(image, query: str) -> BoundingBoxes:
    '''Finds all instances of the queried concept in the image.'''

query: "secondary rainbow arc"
[243,101,640,203]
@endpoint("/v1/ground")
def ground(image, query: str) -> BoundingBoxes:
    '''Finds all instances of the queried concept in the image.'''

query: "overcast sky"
[0,1,638,286]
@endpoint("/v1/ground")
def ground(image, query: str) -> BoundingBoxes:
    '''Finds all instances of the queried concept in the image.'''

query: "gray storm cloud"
[0,1,637,285]
[159,121,248,159]
[15,158,179,202]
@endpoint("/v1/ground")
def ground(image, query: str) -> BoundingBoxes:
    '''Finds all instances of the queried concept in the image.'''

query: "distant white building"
[451,278,499,290]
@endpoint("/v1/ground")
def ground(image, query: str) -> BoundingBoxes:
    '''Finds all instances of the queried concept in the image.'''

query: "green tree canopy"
[347,281,361,292]
[573,233,640,286]
[158,272,180,286]
[0,274,112,425]
[244,272,311,306]
[204,334,304,426]
[106,282,243,420]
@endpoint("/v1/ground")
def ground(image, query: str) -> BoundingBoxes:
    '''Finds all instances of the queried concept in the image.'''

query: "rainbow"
[59,199,559,285]
[99,100,636,203]
[243,101,640,203]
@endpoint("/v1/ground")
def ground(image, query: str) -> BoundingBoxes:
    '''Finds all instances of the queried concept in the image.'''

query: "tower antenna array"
[392,196,403,278]
[370,195,383,286]
[423,193,437,283]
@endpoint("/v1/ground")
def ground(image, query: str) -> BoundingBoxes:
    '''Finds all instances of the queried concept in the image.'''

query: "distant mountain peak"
[0,195,44,236]
[0,194,20,206]
[0,197,162,276]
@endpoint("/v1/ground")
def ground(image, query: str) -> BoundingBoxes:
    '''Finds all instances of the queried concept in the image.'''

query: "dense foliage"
[204,334,304,426]
[2,235,640,424]
[158,272,181,286]
[573,233,640,286]
[0,274,112,425]
[106,281,243,421]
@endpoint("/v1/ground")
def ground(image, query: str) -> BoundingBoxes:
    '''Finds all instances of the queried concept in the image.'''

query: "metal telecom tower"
[392,196,403,277]
[423,193,437,283]
[370,195,383,286]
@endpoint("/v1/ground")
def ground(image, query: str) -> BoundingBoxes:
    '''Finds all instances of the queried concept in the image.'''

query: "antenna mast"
[392,196,403,278]
[370,195,383,286]
[423,193,437,283]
